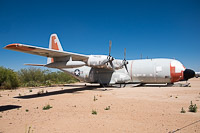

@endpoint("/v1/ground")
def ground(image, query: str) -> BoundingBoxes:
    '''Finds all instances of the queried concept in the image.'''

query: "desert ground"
[0,78,200,133]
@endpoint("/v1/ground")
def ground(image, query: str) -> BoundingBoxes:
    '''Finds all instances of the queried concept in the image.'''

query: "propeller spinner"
[102,40,115,70]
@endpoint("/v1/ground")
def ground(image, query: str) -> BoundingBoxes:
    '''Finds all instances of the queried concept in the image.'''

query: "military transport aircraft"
[4,34,198,87]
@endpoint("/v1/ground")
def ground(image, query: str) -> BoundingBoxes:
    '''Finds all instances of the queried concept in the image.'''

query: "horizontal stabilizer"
[24,64,46,66]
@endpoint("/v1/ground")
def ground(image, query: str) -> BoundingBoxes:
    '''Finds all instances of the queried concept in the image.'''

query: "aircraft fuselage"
[62,58,195,85]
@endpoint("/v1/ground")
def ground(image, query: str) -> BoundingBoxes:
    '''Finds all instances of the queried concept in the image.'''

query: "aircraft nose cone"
[184,69,195,80]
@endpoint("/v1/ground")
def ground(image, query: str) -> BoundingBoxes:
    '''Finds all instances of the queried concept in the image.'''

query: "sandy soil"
[0,78,200,133]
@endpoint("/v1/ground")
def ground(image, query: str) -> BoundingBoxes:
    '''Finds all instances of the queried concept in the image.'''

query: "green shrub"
[25,81,40,87]
[105,106,110,110]
[92,110,97,115]
[0,66,19,89]
[18,67,79,87]
[180,107,186,113]
[43,104,52,110]
[93,96,98,101]
[18,68,46,87]
[0,67,79,89]
[45,80,52,87]
[188,101,197,113]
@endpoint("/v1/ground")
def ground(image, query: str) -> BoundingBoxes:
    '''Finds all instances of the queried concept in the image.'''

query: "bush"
[188,101,197,113]
[93,96,98,101]
[0,67,79,88]
[0,66,19,89]
[45,80,52,87]
[92,110,97,115]
[43,104,52,110]
[18,67,79,87]
[18,68,46,87]
[105,106,110,110]
[180,107,186,113]
[45,71,79,84]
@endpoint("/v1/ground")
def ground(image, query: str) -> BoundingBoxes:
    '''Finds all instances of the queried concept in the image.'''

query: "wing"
[4,43,89,61]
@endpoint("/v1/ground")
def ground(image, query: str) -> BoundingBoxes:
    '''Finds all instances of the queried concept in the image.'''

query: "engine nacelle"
[87,55,124,70]
[45,61,85,68]
[87,55,107,67]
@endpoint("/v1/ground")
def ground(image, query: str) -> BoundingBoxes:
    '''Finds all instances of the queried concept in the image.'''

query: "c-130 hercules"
[4,34,199,87]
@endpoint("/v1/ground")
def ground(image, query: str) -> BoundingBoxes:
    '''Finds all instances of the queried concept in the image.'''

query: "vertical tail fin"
[47,34,63,64]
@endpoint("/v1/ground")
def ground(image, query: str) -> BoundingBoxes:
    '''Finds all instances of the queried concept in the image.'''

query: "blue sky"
[0,0,200,71]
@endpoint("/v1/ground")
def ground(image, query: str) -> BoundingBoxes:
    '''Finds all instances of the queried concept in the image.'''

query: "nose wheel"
[118,84,126,88]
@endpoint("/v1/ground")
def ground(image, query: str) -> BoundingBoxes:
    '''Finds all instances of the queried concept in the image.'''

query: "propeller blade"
[109,40,112,56]
[123,48,129,73]
[105,40,115,70]
[110,61,115,71]
[124,48,126,60]
[124,64,129,73]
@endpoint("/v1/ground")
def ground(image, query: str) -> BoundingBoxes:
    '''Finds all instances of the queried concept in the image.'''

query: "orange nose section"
[170,65,184,83]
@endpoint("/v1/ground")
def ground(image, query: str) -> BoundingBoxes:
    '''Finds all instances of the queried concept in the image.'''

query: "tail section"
[47,34,63,64]
[49,34,63,51]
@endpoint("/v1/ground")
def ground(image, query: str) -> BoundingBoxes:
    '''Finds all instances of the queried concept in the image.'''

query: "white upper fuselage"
[62,57,186,85]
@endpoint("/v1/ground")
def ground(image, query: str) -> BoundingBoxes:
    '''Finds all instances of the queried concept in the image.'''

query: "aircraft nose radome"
[184,69,195,80]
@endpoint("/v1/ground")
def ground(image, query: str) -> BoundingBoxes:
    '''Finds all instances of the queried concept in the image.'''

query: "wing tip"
[4,43,36,51]
[4,43,20,49]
